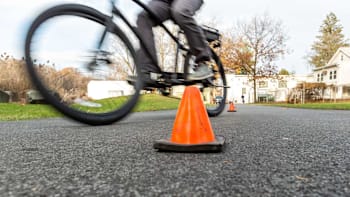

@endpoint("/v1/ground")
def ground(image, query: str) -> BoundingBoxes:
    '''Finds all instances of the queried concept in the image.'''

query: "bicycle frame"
[100,0,189,74]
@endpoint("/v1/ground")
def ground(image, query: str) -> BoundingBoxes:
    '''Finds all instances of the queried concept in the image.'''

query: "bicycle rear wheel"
[184,50,227,117]
[25,4,142,125]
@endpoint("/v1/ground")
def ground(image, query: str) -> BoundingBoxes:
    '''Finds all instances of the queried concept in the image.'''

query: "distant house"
[226,74,313,103]
[313,47,350,99]
[171,74,314,104]
[86,74,317,104]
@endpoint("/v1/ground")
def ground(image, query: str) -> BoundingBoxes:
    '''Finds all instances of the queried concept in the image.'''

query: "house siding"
[87,81,134,100]
[340,54,350,85]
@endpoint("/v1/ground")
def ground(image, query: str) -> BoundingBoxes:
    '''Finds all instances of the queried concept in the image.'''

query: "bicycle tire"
[25,4,142,125]
[184,49,227,117]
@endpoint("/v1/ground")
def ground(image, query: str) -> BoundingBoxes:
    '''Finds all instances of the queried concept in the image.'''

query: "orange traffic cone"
[227,101,237,112]
[154,86,225,152]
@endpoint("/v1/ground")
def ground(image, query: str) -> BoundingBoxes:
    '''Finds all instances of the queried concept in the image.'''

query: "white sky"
[0,0,349,74]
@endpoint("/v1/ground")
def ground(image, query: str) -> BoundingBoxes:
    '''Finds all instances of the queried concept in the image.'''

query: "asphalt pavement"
[1,104,350,196]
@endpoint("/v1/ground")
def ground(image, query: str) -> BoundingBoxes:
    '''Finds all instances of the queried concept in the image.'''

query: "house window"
[278,80,287,88]
[242,88,246,94]
[341,55,344,61]
[258,81,268,88]
[333,70,337,79]
[321,74,324,81]
[330,71,333,80]
[317,74,320,82]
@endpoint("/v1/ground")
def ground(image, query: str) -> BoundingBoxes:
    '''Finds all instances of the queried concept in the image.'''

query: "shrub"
[0,53,90,102]
[0,54,33,100]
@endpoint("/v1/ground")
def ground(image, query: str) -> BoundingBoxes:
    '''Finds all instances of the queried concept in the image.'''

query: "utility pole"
[302,82,305,104]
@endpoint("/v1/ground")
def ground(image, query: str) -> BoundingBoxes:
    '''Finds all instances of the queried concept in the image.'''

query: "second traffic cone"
[154,86,225,152]
[227,101,237,112]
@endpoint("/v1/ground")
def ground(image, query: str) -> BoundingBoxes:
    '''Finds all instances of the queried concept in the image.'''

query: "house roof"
[313,63,337,71]
[313,47,350,71]
[341,47,350,55]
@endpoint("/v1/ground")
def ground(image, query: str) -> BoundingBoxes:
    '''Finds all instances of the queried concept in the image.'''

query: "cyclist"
[135,0,213,86]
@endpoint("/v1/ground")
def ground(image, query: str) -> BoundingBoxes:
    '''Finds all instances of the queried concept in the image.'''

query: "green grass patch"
[0,103,62,121]
[134,94,180,112]
[0,94,180,121]
[261,102,350,110]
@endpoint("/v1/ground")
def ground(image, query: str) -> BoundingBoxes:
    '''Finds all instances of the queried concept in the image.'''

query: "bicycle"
[24,0,228,125]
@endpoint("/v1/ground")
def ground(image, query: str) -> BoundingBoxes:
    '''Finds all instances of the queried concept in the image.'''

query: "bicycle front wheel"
[25,4,142,125]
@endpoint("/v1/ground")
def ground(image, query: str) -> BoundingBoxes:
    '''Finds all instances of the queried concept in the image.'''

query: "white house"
[313,47,350,99]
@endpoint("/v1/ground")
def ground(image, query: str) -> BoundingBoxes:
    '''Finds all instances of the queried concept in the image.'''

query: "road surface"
[1,105,350,196]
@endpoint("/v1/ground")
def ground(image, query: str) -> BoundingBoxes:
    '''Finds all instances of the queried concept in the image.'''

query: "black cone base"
[153,135,225,153]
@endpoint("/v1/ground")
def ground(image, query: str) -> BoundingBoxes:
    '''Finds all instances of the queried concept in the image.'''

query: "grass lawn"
[0,103,62,121]
[0,94,180,121]
[261,102,350,110]
[134,94,180,112]
[2,95,349,121]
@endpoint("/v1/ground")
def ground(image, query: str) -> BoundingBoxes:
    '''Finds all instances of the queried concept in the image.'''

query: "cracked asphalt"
[1,104,350,196]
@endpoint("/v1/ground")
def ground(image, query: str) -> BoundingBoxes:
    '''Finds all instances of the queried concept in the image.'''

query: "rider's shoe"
[187,62,214,81]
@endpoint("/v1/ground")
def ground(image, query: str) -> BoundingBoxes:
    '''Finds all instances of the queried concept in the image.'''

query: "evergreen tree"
[309,12,349,68]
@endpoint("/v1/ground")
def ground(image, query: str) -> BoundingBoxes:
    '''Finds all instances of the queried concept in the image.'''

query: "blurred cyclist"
[136,0,213,86]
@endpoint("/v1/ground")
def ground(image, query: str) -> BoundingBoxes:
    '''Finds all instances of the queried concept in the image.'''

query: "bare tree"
[234,13,289,102]
[109,35,137,80]
[154,24,179,72]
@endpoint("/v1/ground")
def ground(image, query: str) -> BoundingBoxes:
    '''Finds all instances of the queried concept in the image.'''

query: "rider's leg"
[171,0,213,80]
[136,0,171,76]
[171,0,211,61]
[171,0,214,80]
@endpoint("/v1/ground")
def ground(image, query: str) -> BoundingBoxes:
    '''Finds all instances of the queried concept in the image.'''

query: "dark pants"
[136,0,210,73]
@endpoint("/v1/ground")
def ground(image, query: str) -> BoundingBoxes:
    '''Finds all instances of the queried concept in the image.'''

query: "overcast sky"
[0,0,349,75]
